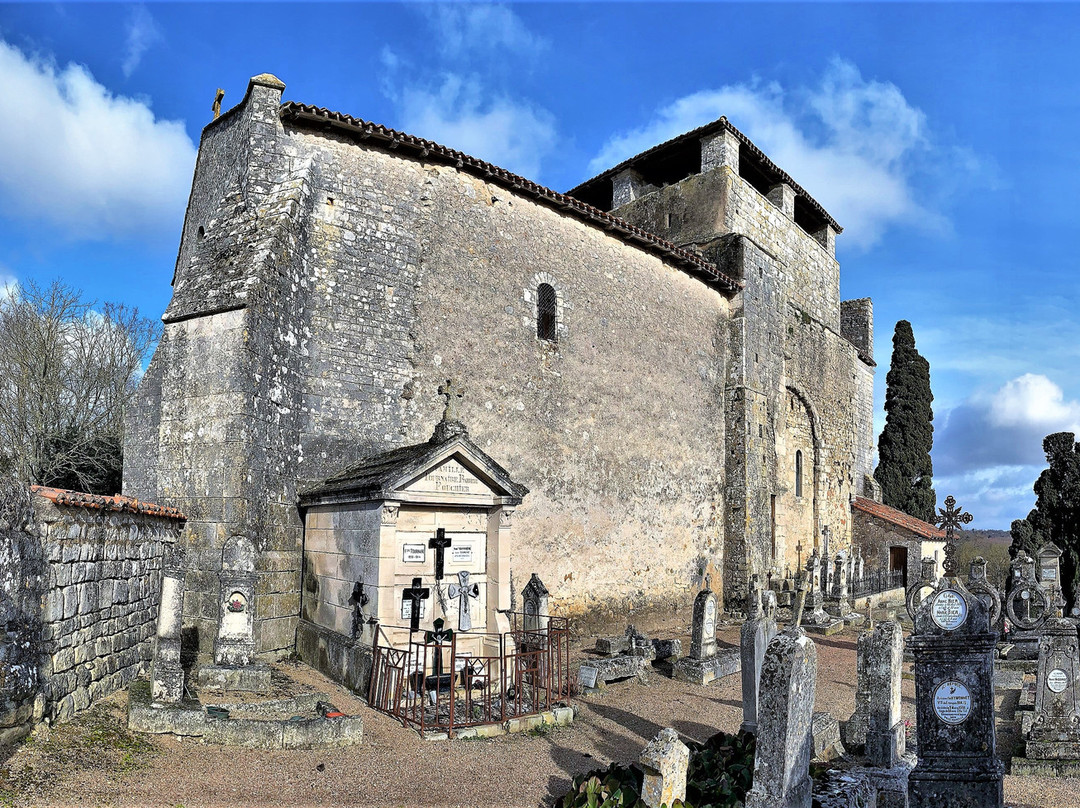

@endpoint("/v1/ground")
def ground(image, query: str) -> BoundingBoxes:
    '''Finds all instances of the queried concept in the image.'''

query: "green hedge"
[555,730,755,808]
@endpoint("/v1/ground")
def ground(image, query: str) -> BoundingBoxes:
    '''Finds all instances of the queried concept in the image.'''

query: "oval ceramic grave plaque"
[933,680,972,724]
[1048,669,1069,693]
[930,589,968,630]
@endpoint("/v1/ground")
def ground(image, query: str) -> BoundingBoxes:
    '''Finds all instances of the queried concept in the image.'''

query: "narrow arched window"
[795,450,803,498]
[537,283,557,341]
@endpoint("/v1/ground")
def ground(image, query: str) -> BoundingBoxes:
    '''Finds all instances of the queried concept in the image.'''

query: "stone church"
[123,73,879,657]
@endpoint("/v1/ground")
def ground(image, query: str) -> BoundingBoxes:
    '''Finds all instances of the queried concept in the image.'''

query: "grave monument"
[673,588,739,685]
[906,496,1003,808]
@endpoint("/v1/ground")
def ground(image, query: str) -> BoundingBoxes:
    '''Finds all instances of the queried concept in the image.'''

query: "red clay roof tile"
[31,486,186,521]
[851,496,944,540]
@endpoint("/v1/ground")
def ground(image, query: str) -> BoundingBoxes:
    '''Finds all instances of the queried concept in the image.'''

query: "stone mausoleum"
[124,73,881,657]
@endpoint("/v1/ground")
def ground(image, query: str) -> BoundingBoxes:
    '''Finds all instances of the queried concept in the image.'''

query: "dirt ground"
[1,614,1076,808]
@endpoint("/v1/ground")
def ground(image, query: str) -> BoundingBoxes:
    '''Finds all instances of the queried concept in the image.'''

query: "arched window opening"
[795,450,803,498]
[537,283,557,341]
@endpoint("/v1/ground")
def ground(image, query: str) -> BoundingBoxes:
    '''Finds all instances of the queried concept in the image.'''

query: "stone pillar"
[767,183,796,219]
[866,621,905,768]
[639,728,689,808]
[746,628,818,808]
[150,548,185,704]
[611,169,651,208]
[812,223,836,257]
[701,129,740,173]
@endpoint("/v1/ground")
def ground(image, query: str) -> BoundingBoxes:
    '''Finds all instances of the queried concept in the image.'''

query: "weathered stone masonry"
[0,488,184,743]
[124,73,875,646]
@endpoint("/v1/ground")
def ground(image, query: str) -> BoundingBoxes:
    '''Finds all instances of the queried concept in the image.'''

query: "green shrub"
[555,730,754,808]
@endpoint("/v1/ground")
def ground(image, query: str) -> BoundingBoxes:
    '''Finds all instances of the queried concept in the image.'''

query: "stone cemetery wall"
[0,487,184,740]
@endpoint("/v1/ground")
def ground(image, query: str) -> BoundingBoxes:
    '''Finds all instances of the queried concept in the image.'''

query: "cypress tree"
[874,320,936,521]
[1009,432,1080,608]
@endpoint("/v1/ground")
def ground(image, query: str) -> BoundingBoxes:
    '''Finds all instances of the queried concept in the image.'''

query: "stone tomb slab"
[577,655,650,692]
[197,663,272,693]
[672,648,740,686]
[802,619,844,637]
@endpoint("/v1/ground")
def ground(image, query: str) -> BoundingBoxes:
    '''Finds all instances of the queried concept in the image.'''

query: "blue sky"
[1,2,1078,528]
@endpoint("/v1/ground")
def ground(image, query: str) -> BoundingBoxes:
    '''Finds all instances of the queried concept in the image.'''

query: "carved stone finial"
[212,88,225,120]
[438,378,466,422]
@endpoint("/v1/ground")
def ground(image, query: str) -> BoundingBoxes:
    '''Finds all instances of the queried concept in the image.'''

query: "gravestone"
[1004,551,1050,660]
[965,557,1003,634]
[198,535,270,692]
[639,728,689,808]
[907,496,1003,808]
[740,577,770,735]
[865,621,905,768]
[448,570,480,631]
[521,572,549,633]
[673,589,740,685]
[745,627,817,808]
[150,547,186,704]
[1037,543,1064,618]
[1023,616,1080,762]
[803,550,843,636]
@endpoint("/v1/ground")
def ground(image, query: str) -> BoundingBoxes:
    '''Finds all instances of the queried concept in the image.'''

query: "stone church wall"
[0,490,183,741]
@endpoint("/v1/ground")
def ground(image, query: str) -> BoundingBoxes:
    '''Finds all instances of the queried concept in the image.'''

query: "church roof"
[299,424,529,506]
[568,116,842,234]
[851,496,945,540]
[278,102,742,293]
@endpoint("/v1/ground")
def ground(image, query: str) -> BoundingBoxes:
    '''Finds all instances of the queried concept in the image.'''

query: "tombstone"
[828,551,861,625]
[521,572,550,633]
[673,589,740,685]
[1037,543,1064,618]
[841,627,872,754]
[1004,551,1051,660]
[803,550,843,636]
[1023,615,1080,761]
[907,496,1003,808]
[740,577,770,735]
[965,557,1003,634]
[745,628,817,808]
[448,570,481,631]
[865,621,905,768]
[150,547,186,704]
[639,728,689,808]
[198,535,271,692]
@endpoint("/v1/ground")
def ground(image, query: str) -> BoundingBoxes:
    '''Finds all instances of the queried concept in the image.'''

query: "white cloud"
[0,39,196,240]
[587,59,942,249]
[0,266,16,301]
[396,74,556,179]
[422,4,547,62]
[122,5,162,78]
[988,373,1080,433]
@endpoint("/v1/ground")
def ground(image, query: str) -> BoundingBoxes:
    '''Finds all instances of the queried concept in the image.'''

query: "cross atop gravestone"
[429,528,452,581]
[448,570,481,631]
[403,577,430,633]
[935,495,974,577]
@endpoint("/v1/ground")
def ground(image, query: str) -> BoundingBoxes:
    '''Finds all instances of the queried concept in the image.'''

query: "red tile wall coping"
[851,496,944,540]
[30,485,186,521]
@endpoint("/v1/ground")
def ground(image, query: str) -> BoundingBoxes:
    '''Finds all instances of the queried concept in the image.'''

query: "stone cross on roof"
[212,88,225,120]
[438,378,466,423]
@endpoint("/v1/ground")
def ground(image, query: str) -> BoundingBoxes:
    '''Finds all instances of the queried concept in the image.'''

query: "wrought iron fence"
[368,613,571,735]
[850,568,905,599]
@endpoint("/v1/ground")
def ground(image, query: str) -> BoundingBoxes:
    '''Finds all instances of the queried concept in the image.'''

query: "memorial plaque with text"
[1047,668,1069,694]
[451,544,473,563]
[402,544,426,563]
[931,589,968,631]
[933,680,972,724]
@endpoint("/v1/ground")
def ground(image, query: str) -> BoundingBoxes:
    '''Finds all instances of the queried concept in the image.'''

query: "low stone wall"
[295,619,373,697]
[0,487,185,742]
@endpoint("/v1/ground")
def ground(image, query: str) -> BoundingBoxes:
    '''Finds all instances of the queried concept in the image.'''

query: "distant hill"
[965,528,1011,546]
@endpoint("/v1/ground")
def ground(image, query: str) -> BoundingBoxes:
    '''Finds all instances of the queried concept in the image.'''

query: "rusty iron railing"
[367,613,571,735]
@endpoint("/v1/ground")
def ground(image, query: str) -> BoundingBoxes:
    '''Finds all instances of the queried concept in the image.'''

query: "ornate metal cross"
[448,570,481,631]
[438,378,466,422]
[429,528,452,581]
[935,495,973,577]
[403,577,430,632]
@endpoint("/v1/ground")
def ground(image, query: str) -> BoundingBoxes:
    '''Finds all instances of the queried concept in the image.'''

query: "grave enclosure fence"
[368,612,571,735]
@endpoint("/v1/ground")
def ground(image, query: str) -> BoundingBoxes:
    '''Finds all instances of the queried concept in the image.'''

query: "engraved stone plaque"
[1042,569,1058,581]
[401,598,427,620]
[1048,668,1069,694]
[930,589,968,631]
[703,598,716,637]
[578,666,598,689]
[451,544,473,563]
[402,544,426,563]
[933,680,972,724]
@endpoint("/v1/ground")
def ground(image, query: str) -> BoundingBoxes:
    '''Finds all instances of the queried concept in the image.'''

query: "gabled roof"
[851,496,945,540]
[31,486,186,521]
[299,425,528,506]
[278,102,741,293]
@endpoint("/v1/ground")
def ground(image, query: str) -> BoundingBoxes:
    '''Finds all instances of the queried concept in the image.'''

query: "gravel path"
[1,615,1076,807]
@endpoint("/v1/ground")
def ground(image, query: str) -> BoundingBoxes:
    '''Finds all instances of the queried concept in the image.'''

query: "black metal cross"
[429,528,452,581]
[403,577,430,632]
[935,495,974,577]
[348,581,369,639]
